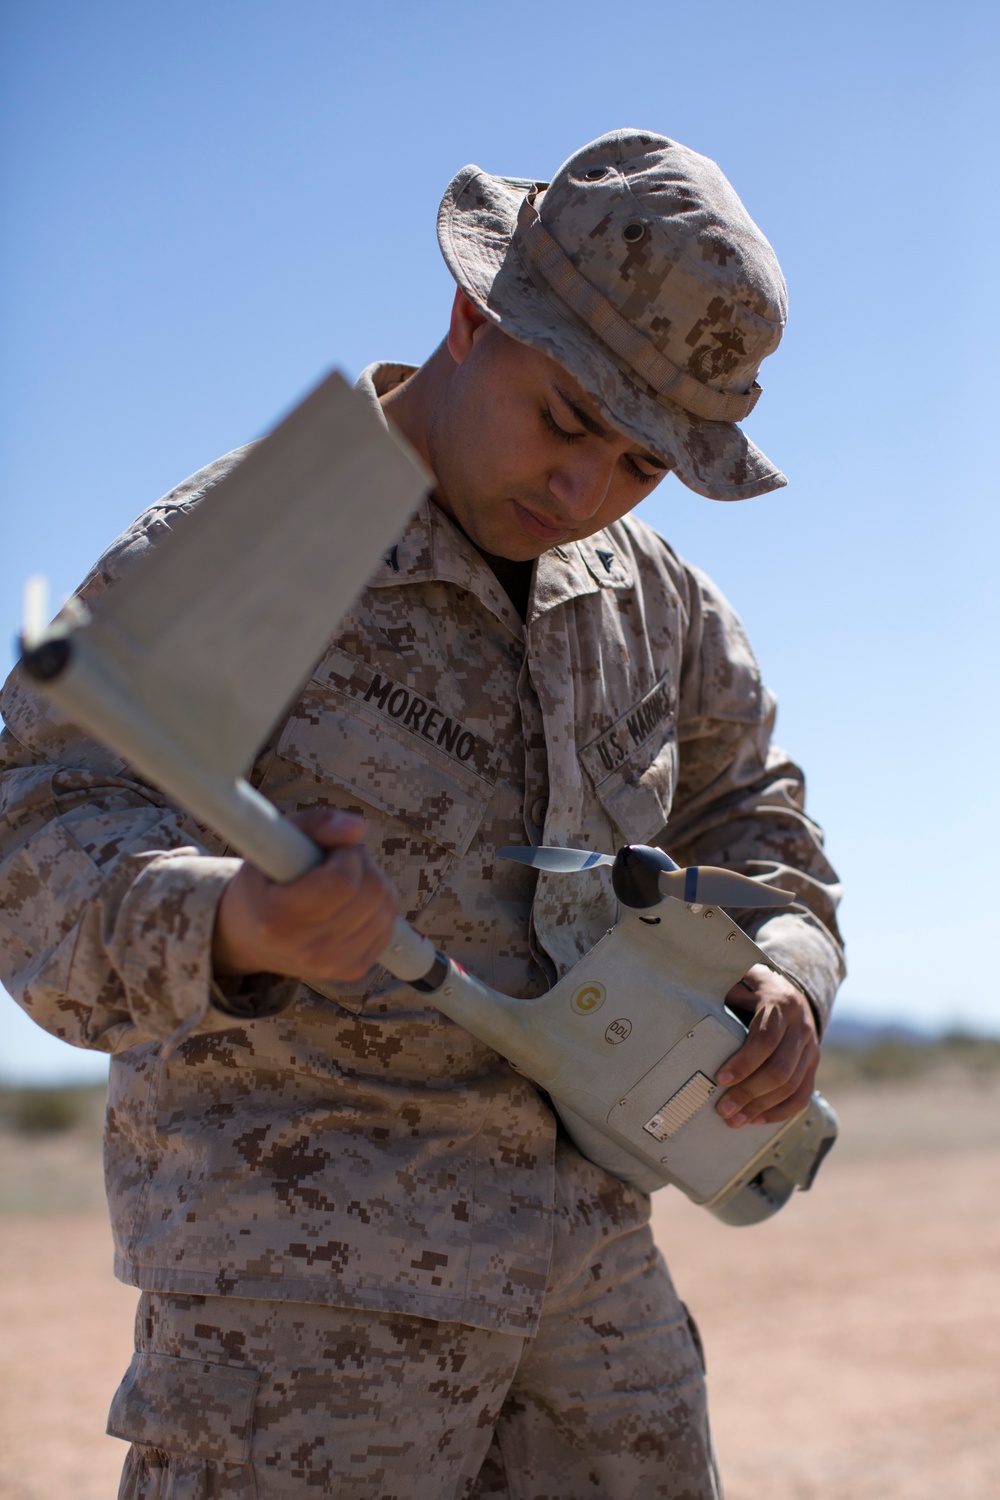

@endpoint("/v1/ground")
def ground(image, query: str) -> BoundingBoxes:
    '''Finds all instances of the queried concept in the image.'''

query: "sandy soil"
[1,1072,998,1499]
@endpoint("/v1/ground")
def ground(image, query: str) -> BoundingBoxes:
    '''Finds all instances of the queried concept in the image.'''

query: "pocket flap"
[277,654,497,858]
[107,1352,259,1463]
[592,733,678,846]
[582,726,679,848]
[579,674,679,843]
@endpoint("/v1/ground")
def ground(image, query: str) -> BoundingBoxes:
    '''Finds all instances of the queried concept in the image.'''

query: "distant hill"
[824,1016,936,1050]
[817,1019,1000,1087]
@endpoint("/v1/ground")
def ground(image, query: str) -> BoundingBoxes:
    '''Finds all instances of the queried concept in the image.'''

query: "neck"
[377,344,451,482]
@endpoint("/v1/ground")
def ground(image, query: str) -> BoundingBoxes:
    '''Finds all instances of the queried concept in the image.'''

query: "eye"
[623,455,661,484]
[542,406,584,443]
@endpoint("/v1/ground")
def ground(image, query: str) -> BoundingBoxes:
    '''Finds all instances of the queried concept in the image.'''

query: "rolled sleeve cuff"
[748,911,846,1036]
[112,851,294,1041]
[209,972,300,1022]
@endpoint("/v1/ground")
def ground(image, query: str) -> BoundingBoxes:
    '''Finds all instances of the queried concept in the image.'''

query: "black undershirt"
[445,507,534,620]
[476,548,534,621]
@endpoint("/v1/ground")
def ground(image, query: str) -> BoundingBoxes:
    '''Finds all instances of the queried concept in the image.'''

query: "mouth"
[513,501,572,544]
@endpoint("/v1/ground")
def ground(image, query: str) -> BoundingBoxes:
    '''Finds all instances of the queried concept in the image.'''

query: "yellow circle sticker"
[571,981,607,1015]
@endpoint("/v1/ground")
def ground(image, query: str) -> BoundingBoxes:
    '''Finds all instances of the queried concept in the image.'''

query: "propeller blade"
[497,845,615,873]
[659,866,795,908]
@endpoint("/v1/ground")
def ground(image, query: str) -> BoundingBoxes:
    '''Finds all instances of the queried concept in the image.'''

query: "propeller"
[498,844,794,910]
[499,846,615,873]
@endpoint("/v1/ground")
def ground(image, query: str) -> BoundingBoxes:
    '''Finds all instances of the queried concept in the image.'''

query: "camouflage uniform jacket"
[0,363,844,1335]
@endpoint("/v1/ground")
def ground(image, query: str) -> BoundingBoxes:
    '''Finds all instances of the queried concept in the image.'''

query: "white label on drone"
[643,1072,718,1142]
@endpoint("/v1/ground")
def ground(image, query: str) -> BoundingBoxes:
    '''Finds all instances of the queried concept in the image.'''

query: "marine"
[0,129,844,1496]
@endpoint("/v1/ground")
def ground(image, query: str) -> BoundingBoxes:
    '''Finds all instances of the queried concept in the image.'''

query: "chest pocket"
[256,657,499,1009]
[579,674,679,847]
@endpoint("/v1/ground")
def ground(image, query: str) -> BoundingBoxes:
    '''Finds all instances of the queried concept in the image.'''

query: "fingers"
[714,971,819,1128]
[213,810,399,983]
[255,850,396,979]
[717,1042,816,1126]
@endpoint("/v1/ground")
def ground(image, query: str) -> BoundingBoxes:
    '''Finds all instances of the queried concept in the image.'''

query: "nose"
[547,447,616,521]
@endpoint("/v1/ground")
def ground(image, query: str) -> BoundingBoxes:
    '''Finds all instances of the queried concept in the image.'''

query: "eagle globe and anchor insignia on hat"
[437,128,788,502]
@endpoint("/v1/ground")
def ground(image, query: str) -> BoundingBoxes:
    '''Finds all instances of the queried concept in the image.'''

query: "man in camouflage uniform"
[0,131,843,1497]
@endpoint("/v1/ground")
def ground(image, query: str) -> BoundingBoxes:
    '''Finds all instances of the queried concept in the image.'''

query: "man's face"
[425,310,669,561]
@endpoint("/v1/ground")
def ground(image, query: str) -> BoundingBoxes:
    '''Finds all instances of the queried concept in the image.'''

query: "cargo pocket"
[681,1302,708,1374]
[109,1351,259,1499]
[680,1304,724,1500]
[258,653,498,1011]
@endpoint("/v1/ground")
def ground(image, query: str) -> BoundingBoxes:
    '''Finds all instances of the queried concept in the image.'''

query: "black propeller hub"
[612,844,680,909]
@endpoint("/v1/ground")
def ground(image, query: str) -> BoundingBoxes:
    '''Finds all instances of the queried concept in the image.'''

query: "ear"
[446,287,492,364]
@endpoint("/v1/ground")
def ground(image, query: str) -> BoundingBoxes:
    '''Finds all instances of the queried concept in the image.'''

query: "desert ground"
[1,1054,998,1499]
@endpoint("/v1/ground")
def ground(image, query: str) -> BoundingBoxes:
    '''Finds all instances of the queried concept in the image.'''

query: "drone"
[19,371,836,1227]
[386,840,837,1224]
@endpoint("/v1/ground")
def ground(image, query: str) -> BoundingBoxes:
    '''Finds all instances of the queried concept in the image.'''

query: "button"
[530,797,548,828]
[622,222,646,243]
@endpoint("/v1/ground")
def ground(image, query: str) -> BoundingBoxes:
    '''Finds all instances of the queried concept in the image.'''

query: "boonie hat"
[438,129,788,500]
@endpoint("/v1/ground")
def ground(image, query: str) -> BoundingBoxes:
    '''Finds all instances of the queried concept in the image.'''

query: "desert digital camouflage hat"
[438,129,788,500]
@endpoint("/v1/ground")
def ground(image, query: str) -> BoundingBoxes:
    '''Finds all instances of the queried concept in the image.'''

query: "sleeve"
[662,561,845,1034]
[0,452,298,1056]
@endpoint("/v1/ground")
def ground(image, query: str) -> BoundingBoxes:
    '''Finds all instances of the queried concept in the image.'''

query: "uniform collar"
[532,535,633,618]
[366,494,530,639]
[356,362,635,626]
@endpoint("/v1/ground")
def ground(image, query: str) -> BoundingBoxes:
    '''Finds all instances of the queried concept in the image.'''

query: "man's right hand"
[212,808,398,984]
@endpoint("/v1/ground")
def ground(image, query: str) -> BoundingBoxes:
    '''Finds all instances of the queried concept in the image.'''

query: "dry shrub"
[818,1032,1000,1089]
[0,1084,105,1135]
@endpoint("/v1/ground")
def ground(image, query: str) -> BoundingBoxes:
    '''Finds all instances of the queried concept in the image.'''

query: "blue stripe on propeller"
[684,867,699,902]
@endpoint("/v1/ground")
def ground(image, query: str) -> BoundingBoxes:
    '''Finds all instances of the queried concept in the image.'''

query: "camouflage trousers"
[110,1151,721,1500]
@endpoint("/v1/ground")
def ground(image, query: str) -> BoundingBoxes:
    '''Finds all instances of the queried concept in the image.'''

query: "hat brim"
[438,166,787,501]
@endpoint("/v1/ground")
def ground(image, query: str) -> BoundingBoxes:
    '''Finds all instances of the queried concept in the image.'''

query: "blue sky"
[2,0,998,1081]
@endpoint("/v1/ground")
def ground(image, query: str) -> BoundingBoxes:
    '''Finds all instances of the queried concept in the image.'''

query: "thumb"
[290,807,368,849]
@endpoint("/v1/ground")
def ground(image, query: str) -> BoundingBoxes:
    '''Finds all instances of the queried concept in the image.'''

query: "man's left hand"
[714,965,819,1127]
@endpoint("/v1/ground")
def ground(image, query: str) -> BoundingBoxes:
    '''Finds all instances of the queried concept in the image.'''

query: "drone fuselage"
[421,852,837,1224]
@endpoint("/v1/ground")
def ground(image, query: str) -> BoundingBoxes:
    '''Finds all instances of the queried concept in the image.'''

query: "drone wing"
[27,371,429,779]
